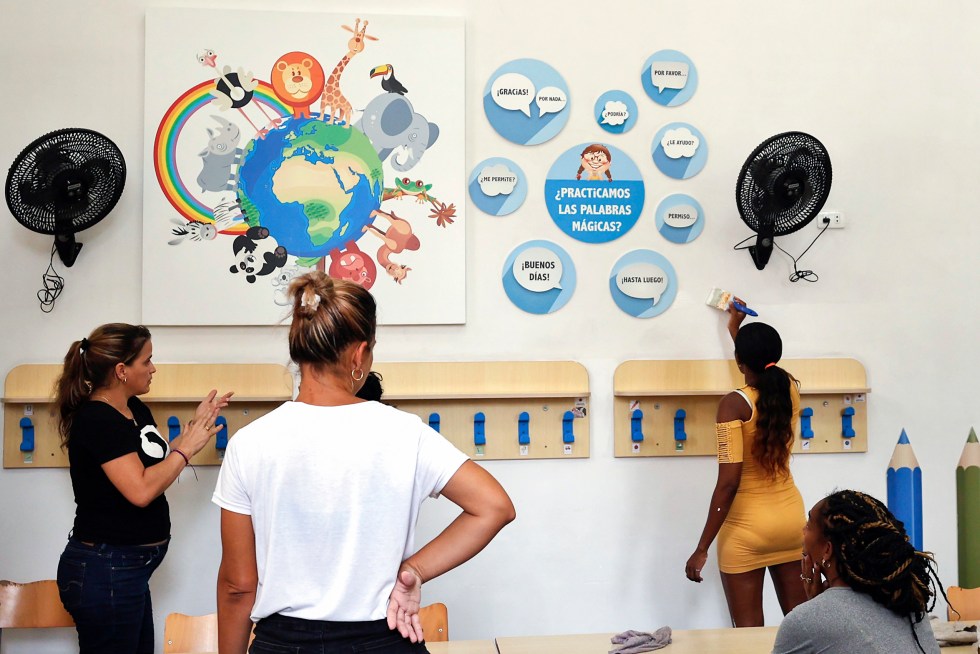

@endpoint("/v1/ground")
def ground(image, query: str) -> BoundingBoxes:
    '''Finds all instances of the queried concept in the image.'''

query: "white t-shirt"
[212,400,468,622]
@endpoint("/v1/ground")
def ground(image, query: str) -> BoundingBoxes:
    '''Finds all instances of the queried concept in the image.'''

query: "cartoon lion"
[270,52,325,119]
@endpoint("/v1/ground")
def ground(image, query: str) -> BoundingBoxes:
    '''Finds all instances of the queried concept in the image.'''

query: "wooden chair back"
[0,580,75,646]
[163,604,447,651]
[164,612,260,652]
[163,612,219,653]
[419,602,449,642]
[947,585,980,621]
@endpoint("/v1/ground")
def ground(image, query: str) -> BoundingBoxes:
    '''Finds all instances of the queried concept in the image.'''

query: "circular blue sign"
[594,90,638,134]
[483,59,570,146]
[545,142,645,243]
[609,249,677,318]
[651,122,708,180]
[641,50,698,107]
[468,158,527,217]
[655,194,704,244]
[502,240,577,314]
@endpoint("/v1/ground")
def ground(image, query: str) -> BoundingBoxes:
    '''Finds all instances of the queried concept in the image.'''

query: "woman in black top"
[54,323,232,654]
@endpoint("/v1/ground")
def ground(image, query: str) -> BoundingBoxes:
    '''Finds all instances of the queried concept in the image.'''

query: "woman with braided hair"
[772,490,941,653]
[685,302,807,626]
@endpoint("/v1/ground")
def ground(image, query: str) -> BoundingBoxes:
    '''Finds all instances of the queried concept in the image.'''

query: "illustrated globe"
[237,117,384,259]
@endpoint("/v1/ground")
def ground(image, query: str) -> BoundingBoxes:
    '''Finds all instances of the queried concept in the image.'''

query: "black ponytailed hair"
[734,322,794,478]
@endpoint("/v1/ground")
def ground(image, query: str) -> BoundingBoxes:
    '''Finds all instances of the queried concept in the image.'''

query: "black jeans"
[251,613,429,654]
[56,537,169,654]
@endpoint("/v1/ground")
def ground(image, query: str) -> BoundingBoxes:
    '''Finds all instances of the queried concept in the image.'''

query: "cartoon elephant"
[356,93,439,172]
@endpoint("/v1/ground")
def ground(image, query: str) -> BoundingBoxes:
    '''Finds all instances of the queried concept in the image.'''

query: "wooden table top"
[495,625,978,654]
[427,640,499,654]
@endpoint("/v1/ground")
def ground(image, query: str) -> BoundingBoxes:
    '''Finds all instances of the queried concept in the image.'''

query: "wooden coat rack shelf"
[3,364,293,468]
[372,361,590,460]
[613,358,869,457]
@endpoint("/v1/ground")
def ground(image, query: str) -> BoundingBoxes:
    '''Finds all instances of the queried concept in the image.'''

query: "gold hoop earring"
[351,368,364,382]
[822,559,831,568]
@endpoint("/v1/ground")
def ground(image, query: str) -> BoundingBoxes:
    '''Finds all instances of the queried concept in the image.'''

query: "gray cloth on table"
[771,587,940,654]
[609,627,672,654]
[930,615,978,647]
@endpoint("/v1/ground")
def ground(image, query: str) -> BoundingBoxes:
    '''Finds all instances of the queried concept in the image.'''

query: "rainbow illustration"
[153,79,291,231]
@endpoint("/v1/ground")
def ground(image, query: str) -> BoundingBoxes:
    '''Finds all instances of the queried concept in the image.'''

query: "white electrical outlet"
[816,211,846,229]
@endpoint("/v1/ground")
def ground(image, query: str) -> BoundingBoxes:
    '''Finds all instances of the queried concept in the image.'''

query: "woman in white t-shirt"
[214,272,515,654]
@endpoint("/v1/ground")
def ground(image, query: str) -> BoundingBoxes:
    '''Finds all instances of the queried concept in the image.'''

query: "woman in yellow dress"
[685,301,807,626]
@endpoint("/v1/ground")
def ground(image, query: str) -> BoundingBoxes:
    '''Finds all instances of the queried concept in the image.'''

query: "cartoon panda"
[229,226,288,284]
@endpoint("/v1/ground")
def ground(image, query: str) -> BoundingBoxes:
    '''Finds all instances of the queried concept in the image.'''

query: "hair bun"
[290,271,336,318]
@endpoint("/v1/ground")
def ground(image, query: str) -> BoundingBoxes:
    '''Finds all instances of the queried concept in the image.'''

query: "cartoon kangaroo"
[361,208,419,284]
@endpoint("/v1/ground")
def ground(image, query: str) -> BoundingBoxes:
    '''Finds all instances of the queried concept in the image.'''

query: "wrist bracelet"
[172,447,190,466]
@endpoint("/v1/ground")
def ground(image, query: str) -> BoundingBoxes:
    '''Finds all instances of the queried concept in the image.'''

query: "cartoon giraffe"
[319,18,378,125]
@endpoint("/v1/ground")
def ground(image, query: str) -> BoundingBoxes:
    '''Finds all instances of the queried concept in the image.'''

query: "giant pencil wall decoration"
[887,429,923,551]
[958,427,980,588]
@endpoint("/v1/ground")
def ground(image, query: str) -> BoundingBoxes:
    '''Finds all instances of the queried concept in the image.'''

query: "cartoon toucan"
[370,64,408,95]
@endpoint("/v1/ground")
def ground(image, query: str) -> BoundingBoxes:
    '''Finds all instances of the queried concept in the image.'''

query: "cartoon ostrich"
[198,48,279,139]
[319,18,377,125]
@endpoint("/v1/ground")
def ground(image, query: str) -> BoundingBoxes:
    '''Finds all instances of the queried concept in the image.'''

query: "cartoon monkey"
[361,209,419,284]
[270,52,326,120]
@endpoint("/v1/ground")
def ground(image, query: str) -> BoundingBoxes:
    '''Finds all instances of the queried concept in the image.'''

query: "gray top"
[771,587,939,654]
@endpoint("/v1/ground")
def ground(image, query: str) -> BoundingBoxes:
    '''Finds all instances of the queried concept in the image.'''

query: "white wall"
[1,0,977,651]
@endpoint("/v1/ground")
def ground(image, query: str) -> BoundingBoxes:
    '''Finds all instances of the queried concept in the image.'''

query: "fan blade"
[18,179,57,208]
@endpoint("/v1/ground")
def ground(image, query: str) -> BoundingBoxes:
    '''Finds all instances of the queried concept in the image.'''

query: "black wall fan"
[5,128,126,267]
[735,132,831,270]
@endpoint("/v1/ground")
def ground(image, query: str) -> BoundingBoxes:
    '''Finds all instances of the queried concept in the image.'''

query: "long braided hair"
[819,490,947,653]
[734,322,795,479]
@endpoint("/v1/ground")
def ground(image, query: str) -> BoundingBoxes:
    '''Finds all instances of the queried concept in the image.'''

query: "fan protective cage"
[5,128,126,235]
[736,131,831,236]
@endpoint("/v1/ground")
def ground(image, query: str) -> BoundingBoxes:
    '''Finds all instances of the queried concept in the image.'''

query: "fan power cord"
[733,221,830,283]
[38,243,65,312]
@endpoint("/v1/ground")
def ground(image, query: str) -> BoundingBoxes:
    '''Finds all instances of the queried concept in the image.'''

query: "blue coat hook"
[562,411,575,444]
[673,409,687,442]
[428,413,441,433]
[19,417,34,452]
[801,407,814,439]
[215,416,229,450]
[674,409,687,451]
[631,409,644,442]
[474,412,486,446]
[841,407,856,438]
[518,412,530,445]
[167,416,181,442]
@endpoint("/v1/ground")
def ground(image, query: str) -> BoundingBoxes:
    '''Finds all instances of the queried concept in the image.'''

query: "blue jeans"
[57,537,169,654]
[250,613,429,654]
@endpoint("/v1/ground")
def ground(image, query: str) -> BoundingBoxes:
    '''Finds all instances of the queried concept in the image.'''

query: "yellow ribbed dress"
[716,385,805,574]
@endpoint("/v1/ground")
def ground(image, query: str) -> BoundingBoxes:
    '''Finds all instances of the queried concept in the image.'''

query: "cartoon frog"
[383,177,433,204]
